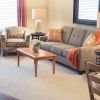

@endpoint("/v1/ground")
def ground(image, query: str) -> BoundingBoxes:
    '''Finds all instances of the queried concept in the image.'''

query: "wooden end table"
[95,49,100,65]
[31,32,45,40]
[16,48,56,77]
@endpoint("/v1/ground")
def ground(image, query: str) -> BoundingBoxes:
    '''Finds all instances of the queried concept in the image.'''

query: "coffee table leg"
[34,59,38,77]
[52,57,56,74]
[17,51,20,67]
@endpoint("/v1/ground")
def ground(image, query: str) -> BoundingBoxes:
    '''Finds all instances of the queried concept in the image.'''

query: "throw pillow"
[47,28,62,42]
[83,33,95,46]
[95,30,100,42]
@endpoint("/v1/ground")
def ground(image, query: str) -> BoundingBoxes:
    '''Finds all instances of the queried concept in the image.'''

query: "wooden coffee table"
[16,48,57,77]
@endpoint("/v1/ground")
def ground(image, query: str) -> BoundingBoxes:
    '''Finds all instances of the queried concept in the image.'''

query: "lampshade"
[32,9,46,20]
[97,12,100,28]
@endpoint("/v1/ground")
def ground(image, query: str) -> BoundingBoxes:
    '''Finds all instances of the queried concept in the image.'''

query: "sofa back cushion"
[62,26,73,44]
[68,27,86,47]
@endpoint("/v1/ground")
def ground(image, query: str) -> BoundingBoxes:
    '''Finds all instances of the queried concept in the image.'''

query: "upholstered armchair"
[1,26,30,56]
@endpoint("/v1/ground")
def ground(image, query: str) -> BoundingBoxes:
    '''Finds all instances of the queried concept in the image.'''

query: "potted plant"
[32,39,41,53]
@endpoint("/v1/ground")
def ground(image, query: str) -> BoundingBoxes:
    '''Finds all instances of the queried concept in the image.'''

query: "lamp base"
[35,20,42,32]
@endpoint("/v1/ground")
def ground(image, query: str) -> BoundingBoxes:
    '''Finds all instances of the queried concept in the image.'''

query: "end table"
[95,49,100,65]
[31,32,45,40]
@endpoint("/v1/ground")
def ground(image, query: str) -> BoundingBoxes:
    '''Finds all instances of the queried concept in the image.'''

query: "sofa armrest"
[24,29,30,47]
[78,45,100,71]
[1,35,7,50]
[25,35,30,47]
[40,36,48,42]
[24,29,30,40]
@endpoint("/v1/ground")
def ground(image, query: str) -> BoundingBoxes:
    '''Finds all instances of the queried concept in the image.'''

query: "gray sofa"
[40,26,100,74]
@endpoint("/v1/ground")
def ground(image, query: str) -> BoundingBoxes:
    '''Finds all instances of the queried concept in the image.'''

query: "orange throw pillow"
[47,28,62,42]
[95,31,100,42]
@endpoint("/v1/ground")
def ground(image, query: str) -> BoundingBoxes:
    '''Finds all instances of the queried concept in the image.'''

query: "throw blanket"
[67,48,78,69]
[67,31,100,68]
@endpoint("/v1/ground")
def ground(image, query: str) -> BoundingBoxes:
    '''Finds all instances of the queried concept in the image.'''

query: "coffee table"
[16,48,57,77]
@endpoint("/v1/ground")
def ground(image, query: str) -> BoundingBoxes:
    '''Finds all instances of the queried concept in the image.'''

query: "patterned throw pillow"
[6,27,25,39]
[47,28,62,42]
[83,33,95,46]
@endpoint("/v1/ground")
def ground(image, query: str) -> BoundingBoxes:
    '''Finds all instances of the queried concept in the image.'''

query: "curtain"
[17,0,27,27]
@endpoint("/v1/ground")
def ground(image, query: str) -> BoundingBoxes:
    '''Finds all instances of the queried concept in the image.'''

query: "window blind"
[79,0,99,20]
[0,0,17,29]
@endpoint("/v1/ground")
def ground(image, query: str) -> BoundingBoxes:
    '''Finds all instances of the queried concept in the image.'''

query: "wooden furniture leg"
[52,57,55,74]
[17,51,20,67]
[34,59,38,77]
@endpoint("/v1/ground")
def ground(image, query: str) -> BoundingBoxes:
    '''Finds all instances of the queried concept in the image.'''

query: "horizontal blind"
[0,0,17,29]
[79,0,99,20]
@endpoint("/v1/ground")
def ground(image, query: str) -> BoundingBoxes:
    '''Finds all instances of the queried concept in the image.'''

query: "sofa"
[1,26,30,56]
[40,26,100,74]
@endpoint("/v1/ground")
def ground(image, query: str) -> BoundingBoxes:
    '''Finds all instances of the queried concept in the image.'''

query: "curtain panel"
[17,0,27,27]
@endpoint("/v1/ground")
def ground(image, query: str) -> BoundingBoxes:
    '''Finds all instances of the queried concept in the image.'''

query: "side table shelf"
[31,32,45,40]
[95,49,100,65]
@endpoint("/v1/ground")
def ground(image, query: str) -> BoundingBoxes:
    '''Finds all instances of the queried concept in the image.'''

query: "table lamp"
[32,8,46,33]
[97,12,100,28]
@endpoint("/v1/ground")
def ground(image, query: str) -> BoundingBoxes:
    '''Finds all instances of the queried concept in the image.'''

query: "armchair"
[1,26,30,56]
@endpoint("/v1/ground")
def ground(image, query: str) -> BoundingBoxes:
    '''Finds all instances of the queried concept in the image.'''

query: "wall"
[47,0,96,29]
[47,0,73,28]
[27,0,48,32]
[27,0,96,33]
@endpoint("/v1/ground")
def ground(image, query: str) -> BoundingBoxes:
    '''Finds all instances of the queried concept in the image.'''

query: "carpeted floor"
[0,55,90,100]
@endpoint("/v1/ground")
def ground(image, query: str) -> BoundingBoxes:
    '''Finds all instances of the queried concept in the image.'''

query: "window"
[73,0,100,25]
[0,0,17,29]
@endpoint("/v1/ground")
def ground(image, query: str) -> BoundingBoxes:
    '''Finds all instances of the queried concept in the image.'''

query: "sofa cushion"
[40,42,61,51]
[62,26,73,44]
[62,48,77,57]
[68,27,86,47]
[50,43,76,55]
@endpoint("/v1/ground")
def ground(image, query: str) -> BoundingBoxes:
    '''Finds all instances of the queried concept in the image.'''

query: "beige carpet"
[0,55,90,100]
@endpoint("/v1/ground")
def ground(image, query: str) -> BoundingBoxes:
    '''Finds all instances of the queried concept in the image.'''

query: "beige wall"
[47,0,96,29]
[27,0,48,33]
[27,0,74,32]
[48,0,73,28]
[27,0,96,33]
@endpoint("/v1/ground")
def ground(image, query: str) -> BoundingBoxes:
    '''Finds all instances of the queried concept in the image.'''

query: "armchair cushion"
[6,39,26,47]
